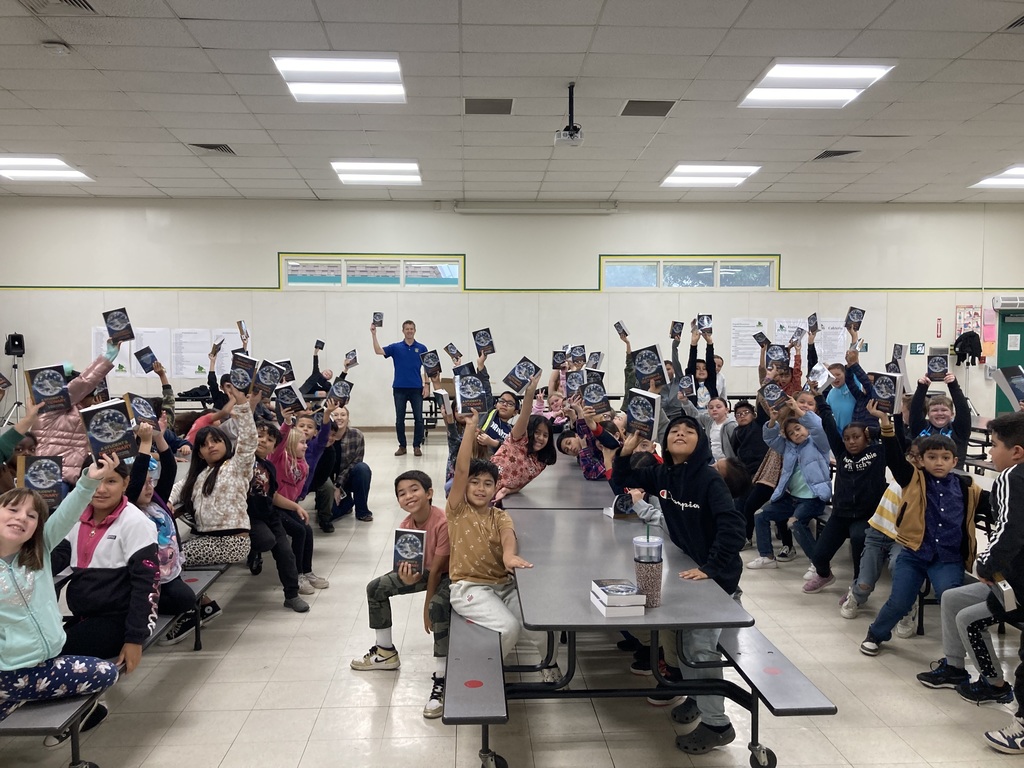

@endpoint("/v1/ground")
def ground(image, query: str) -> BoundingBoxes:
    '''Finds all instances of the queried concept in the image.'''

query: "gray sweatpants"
[941,581,1000,678]
[449,580,548,659]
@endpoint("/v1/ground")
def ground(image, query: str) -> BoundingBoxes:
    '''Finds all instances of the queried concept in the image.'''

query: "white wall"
[1,198,1021,425]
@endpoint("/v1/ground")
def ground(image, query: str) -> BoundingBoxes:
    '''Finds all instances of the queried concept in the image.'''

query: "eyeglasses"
[497,399,517,406]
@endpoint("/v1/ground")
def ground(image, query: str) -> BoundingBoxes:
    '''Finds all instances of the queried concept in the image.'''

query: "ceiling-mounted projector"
[555,81,583,147]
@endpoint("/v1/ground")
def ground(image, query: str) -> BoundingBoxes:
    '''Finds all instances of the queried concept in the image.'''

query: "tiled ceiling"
[3,0,1024,202]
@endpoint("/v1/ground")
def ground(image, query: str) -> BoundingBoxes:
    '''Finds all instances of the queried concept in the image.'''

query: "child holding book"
[170,386,259,566]
[859,405,985,656]
[270,414,330,593]
[0,455,120,723]
[612,415,745,755]
[351,470,451,718]
[555,400,615,480]
[909,373,972,467]
[446,410,557,679]
[975,413,1024,753]
[490,372,557,503]
[685,324,718,412]
[747,398,831,572]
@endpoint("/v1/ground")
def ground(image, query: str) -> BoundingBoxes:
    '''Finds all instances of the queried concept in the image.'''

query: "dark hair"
[296,414,317,427]
[219,373,231,389]
[602,419,621,438]
[989,412,1024,451]
[733,401,755,417]
[782,418,803,439]
[176,426,235,517]
[402,319,416,329]
[147,397,164,419]
[918,434,957,457]
[81,454,130,478]
[395,470,433,495]
[842,421,869,438]
[708,397,729,411]
[20,431,38,448]
[718,457,752,499]
[0,488,49,570]
[257,421,281,446]
[496,391,519,406]
[468,458,499,482]
[527,415,557,465]
[556,429,576,455]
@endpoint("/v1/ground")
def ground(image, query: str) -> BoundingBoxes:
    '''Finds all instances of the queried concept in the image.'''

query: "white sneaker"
[746,556,778,570]
[297,575,315,595]
[803,565,816,581]
[423,674,445,719]
[350,645,401,671]
[304,571,330,589]
[985,715,1024,754]
[895,602,918,638]
[839,588,860,619]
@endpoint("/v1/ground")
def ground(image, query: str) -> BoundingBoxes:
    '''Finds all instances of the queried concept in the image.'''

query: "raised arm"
[371,325,386,356]
[909,378,930,435]
[946,374,972,440]
[511,371,542,441]
[449,408,480,505]
[704,335,719,397]
[868,401,914,487]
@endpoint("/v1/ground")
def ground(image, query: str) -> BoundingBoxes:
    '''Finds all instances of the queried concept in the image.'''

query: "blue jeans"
[393,387,424,448]
[851,527,902,605]
[334,462,373,519]
[756,494,825,559]
[867,550,963,642]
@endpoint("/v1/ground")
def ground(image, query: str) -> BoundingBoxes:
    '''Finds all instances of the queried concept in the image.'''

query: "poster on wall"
[955,304,982,338]
[772,317,809,361]
[814,317,852,367]
[212,327,247,379]
[129,328,172,377]
[730,318,769,367]
[171,328,212,379]
[91,327,132,377]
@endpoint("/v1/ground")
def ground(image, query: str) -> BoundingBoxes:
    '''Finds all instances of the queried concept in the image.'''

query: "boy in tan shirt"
[446,410,558,681]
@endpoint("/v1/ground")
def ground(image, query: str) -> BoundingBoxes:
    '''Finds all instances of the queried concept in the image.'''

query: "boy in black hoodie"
[613,414,745,756]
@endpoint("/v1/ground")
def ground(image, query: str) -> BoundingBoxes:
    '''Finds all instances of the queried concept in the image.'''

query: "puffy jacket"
[0,475,100,671]
[763,411,833,503]
[34,353,114,484]
[170,403,257,533]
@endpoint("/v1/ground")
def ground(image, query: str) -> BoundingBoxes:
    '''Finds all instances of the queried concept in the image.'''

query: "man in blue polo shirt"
[372,319,429,456]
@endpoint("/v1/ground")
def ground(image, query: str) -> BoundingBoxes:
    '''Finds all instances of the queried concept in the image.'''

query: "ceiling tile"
[323,23,459,52]
[581,54,706,80]
[41,17,195,47]
[126,93,251,113]
[0,45,95,70]
[591,26,726,56]
[460,0,604,26]
[73,45,215,73]
[932,58,1024,83]
[0,109,54,125]
[840,31,989,58]
[461,53,585,78]
[168,128,274,144]
[151,111,265,129]
[902,81,1024,102]
[85,1,177,17]
[0,69,117,91]
[181,20,329,49]
[314,0,458,24]
[104,71,236,94]
[166,0,320,21]
[869,0,1024,32]
[463,25,593,53]
[13,90,140,110]
[736,0,892,29]
[266,129,366,144]
[601,0,747,28]
[0,17,58,45]
[42,109,160,127]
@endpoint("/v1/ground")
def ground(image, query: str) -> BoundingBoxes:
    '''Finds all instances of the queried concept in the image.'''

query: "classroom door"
[996,311,1024,415]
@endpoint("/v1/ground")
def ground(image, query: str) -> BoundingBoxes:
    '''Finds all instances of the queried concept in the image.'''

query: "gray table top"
[503,460,613,510]
[514,509,754,631]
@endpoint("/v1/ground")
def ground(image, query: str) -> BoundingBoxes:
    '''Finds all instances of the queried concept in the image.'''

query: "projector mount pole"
[568,82,575,132]
[1,356,22,428]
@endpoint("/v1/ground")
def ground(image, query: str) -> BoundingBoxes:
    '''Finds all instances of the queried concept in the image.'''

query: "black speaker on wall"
[5,333,25,357]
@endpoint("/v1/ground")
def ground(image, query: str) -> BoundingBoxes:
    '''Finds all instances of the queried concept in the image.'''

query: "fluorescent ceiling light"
[1,170,92,181]
[971,166,1024,188]
[741,60,895,109]
[661,163,759,188]
[333,159,421,186]
[0,157,69,167]
[272,52,405,104]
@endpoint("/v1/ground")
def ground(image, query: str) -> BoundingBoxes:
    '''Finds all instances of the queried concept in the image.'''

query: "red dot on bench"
[184,578,198,583]
[465,680,484,688]
[764,667,782,675]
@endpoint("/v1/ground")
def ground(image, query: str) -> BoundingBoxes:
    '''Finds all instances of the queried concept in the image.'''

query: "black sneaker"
[199,601,222,626]
[247,548,263,575]
[957,677,1015,706]
[320,521,335,533]
[859,632,882,656]
[916,658,970,689]
[43,701,108,747]
[158,611,198,646]
[616,635,643,653]
[423,674,445,719]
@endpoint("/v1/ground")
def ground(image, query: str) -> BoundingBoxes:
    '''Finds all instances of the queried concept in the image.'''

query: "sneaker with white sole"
[158,611,198,646]
[839,588,860,619]
[985,715,1024,754]
[776,545,797,562]
[895,602,918,638]
[297,575,315,595]
[423,675,445,719]
[957,677,1015,706]
[803,565,816,581]
[304,572,330,589]
[746,556,778,570]
[860,632,882,656]
[199,600,222,626]
[803,572,835,594]
[43,701,108,747]
[351,645,401,671]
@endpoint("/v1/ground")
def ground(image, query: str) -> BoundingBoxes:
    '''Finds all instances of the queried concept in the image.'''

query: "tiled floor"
[2,432,1019,768]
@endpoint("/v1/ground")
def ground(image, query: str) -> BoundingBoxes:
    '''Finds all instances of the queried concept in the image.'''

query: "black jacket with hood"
[611,415,746,595]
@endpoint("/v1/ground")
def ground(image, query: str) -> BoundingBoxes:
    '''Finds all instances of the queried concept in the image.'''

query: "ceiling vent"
[464,98,513,115]
[621,100,674,117]
[188,143,236,156]
[813,149,861,161]
[19,0,97,15]
[1005,13,1024,30]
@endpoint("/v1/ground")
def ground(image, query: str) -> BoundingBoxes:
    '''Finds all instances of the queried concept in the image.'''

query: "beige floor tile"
[84,713,171,748]
[254,680,330,710]
[606,735,695,767]
[139,743,231,768]
[310,706,390,740]
[158,709,248,745]
[219,740,306,768]
[525,700,604,738]
[532,739,614,768]
[184,681,267,711]
[382,704,453,738]
[822,726,925,763]
[897,724,1012,763]
[236,707,319,742]
[322,672,397,708]
[297,738,382,768]
[206,656,278,683]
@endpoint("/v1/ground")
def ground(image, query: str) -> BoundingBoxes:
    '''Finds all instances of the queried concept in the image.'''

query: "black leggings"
[812,517,869,579]
[280,507,314,574]
[62,614,128,660]
[158,576,197,616]
[743,484,793,548]
[251,512,301,599]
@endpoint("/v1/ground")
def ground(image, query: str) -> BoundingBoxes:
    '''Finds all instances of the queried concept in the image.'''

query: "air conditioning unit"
[993,296,1024,310]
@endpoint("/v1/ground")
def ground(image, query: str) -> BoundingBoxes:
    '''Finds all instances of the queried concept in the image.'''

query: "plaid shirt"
[335,427,365,486]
